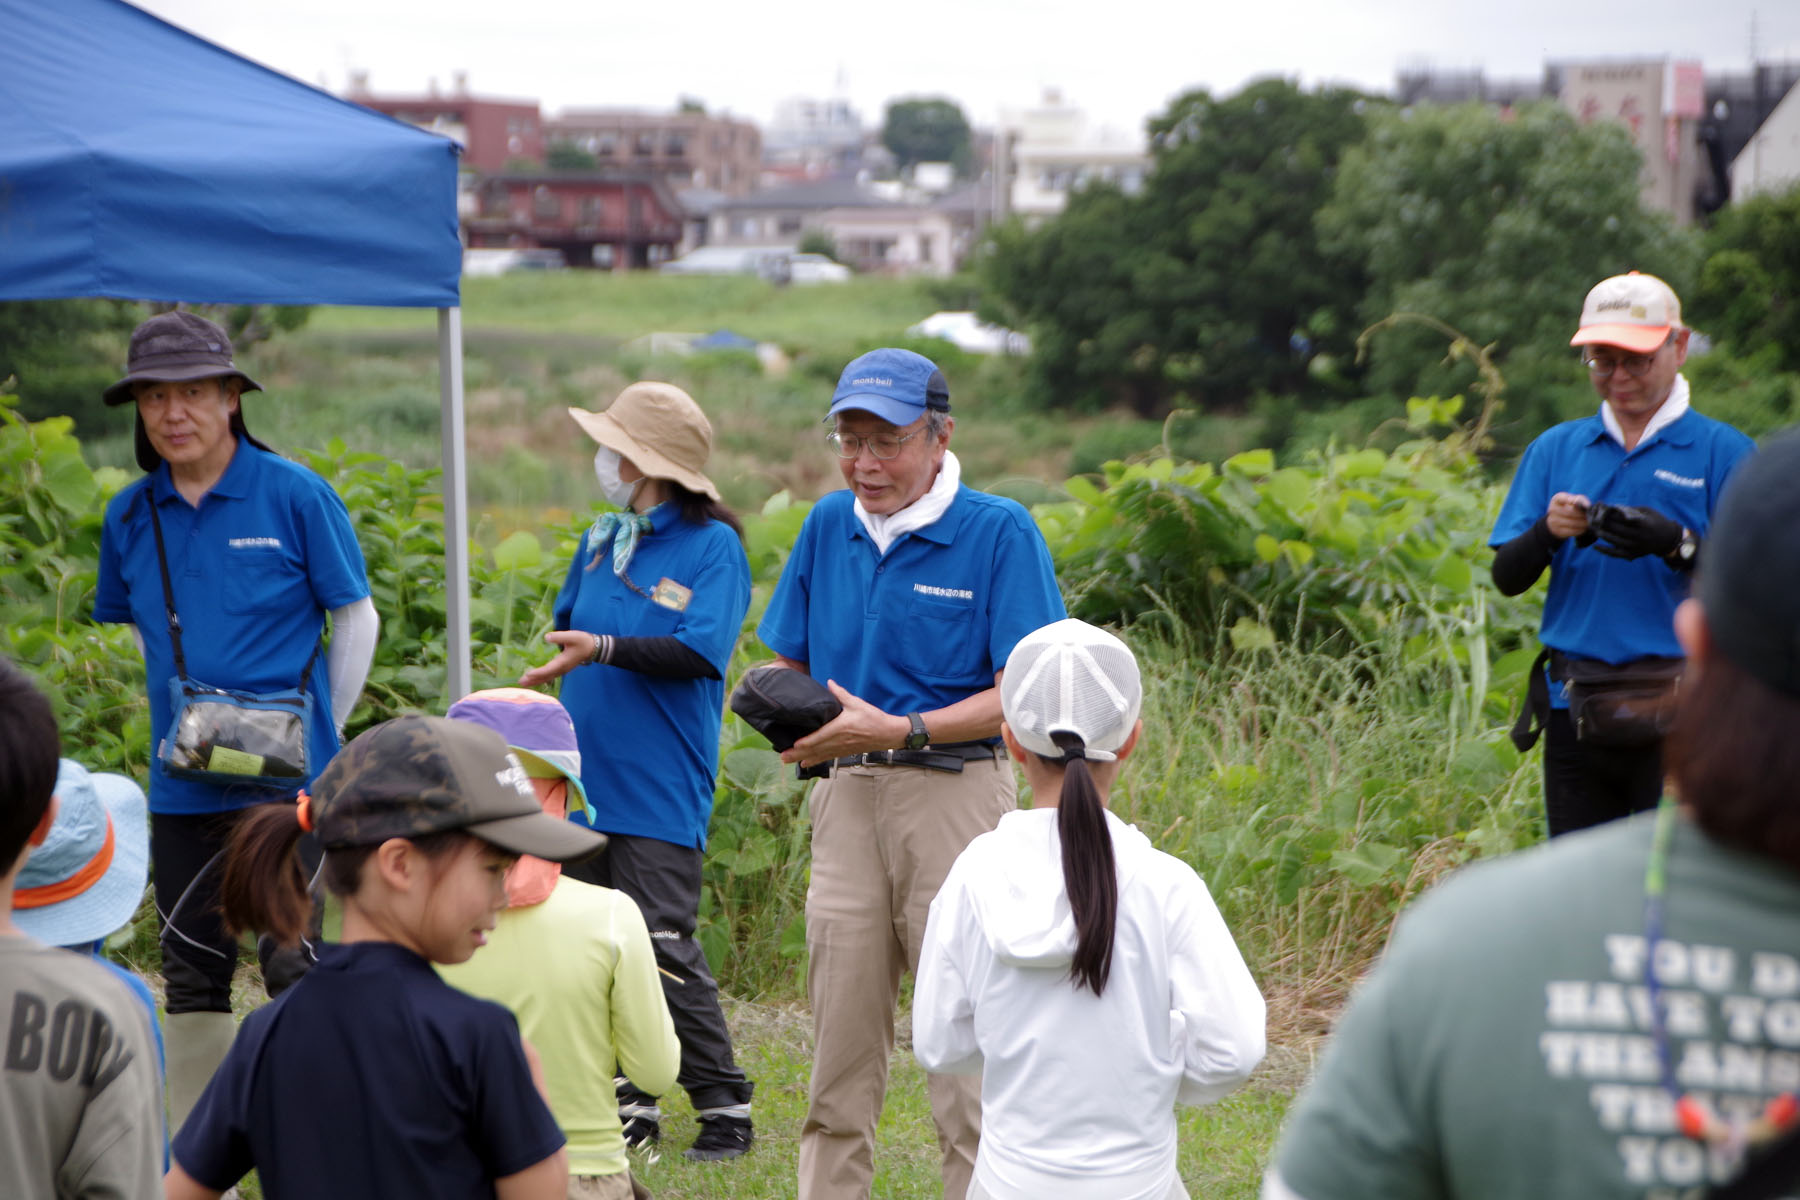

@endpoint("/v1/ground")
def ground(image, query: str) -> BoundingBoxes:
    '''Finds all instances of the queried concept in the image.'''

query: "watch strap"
[905,711,930,750]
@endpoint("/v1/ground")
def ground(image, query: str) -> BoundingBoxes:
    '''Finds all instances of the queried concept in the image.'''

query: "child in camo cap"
[166,714,605,1200]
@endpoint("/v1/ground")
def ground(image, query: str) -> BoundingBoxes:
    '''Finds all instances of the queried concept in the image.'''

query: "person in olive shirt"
[0,658,163,1200]
[1267,431,1800,1200]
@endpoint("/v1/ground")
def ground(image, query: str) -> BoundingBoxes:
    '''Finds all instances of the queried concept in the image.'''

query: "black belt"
[796,742,1001,780]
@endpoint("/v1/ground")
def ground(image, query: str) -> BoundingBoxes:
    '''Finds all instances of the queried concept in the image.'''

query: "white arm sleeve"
[1170,872,1267,1105]
[325,596,378,733]
[911,875,984,1076]
[126,624,144,657]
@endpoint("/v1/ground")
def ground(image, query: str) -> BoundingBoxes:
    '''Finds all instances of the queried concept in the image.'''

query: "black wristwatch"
[904,712,930,751]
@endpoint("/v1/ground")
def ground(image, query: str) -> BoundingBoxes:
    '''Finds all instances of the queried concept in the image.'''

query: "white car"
[787,253,852,284]
[659,246,850,283]
[906,311,1031,355]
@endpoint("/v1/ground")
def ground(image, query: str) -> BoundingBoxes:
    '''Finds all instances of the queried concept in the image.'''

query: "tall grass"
[698,616,1543,1037]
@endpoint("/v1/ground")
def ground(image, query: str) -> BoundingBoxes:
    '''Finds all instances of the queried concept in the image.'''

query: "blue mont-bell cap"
[827,348,951,426]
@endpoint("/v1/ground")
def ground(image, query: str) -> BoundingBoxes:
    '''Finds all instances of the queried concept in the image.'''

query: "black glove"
[1588,504,1684,560]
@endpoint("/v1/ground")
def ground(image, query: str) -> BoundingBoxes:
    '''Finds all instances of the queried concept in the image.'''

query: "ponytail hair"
[221,805,477,947]
[220,803,312,946]
[1050,730,1118,996]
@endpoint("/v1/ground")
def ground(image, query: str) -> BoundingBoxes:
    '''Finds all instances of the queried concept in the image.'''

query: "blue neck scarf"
[585,509,654,580]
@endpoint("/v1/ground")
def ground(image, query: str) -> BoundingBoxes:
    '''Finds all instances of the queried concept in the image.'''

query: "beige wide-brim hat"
[568,381,720,501]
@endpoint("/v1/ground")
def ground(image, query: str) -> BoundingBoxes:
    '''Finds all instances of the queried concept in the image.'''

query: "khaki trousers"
[798,756,1015,1200]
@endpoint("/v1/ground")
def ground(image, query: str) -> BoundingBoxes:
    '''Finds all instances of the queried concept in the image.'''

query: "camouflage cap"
[307,715,606,862]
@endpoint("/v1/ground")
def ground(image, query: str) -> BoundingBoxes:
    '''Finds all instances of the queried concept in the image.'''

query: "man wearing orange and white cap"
[1489,272,1753,837]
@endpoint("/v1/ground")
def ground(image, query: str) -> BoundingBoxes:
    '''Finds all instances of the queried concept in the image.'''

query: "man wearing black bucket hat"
[91,310,378,1138]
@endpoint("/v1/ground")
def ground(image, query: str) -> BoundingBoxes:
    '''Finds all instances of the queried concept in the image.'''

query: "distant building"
[1393,63,1546,107]
[1550,58,1708,225]
[349,74,543,172]
[1731,76,1800,201]
[996,91,1150,225]
[545,108,762,196]
[1704,63,1800,209]
[466,171,685,269]
[765,96,866,177]
[709,178,955,276]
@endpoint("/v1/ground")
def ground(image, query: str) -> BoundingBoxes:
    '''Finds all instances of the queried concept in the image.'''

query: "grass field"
[77,273,1267,534]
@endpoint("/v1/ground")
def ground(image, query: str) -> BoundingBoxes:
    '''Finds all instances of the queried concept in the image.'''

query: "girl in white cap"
[913,618,1266,1200]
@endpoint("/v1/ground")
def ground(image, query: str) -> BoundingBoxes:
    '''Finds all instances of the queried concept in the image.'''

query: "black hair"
[220,804,474,946]
[670,481,745,543]
[0,659,60,870]
[1665,652,1800,874]
[1049,730,1118,996]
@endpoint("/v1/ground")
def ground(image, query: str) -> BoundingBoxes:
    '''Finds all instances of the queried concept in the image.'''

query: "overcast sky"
[134,0,1797,136]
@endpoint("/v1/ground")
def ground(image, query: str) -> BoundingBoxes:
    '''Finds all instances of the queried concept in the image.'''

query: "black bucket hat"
[103,311,271,472]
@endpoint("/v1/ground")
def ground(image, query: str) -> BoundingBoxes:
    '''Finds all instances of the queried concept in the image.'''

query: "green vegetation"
[1691,180,1800,374]
[881,97,974,177]
[1320,100,1695,443]
[983,79,1373,414]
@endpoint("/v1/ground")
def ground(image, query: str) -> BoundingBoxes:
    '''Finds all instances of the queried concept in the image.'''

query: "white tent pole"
[438,306,472,702]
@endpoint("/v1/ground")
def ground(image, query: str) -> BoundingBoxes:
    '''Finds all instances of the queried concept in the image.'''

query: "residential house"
[467,171,684,269]
[709,178,955,276]
[349,74,543,172]
[546,108,762,196]
[996,90,1150,226]
[1731,75,1800,200]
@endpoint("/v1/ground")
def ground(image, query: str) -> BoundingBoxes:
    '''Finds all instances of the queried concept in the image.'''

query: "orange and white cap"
[1571,271,1682,354]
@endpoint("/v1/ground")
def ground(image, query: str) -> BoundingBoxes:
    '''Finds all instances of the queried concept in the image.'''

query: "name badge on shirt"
[651,578,692,612]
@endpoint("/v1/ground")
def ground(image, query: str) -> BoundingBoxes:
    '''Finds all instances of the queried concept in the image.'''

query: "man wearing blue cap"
[758,348,1066,1199]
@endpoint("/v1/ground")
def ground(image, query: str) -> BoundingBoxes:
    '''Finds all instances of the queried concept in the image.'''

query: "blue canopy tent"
[0,0,479,698]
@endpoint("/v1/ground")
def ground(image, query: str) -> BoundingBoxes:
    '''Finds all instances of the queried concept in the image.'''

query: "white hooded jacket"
[913,807,1267,1200]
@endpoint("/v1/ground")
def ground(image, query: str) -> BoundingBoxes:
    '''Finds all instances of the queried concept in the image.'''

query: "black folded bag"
[729,665,843,752]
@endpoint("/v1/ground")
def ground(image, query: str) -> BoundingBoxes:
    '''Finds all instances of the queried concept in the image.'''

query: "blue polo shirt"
[1490,405,1753,695]
[94,441,369,814]
[554,505,751,850]
[173,941,564,1199]
[757,486,1065,718]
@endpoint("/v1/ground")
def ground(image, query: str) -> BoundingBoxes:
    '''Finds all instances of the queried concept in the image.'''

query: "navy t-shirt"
[173,942,564,1198]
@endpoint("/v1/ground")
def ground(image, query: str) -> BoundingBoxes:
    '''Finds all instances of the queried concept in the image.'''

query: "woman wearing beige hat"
[520,382,757,1163]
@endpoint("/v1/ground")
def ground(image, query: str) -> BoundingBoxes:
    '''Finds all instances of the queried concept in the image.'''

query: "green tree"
[1,299,311,442]
[1689,181,1800,373]
[1316,102,1698,443]
[797,230,841,262]
[980,79,1373,415]
[881,97,973,176]
[545,140,598,170]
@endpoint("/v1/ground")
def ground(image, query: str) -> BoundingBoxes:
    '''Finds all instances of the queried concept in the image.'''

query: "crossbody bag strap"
[145,497,323,695]
[145,497,190,683]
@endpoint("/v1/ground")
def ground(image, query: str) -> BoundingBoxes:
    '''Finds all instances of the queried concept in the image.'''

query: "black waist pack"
[1557,654,1685,748]
[729,665,843,752]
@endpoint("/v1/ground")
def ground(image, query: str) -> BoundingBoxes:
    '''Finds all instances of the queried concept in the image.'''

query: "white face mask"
[593,446,640,509]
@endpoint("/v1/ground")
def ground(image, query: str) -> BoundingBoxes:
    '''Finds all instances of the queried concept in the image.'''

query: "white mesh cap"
[1001,619,1142,762]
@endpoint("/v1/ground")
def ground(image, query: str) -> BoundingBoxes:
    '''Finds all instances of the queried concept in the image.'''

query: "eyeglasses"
[827,429,922,460]
[1581,337,1671,379]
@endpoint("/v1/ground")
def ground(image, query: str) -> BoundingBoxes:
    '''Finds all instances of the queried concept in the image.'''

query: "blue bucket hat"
[14,761,150,948]
[827,348,951,427]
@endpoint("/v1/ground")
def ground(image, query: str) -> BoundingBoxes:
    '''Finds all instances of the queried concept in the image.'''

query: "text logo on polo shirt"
[914,583,973,601]
[1654,469,1704,489]
[228,537,283,549]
